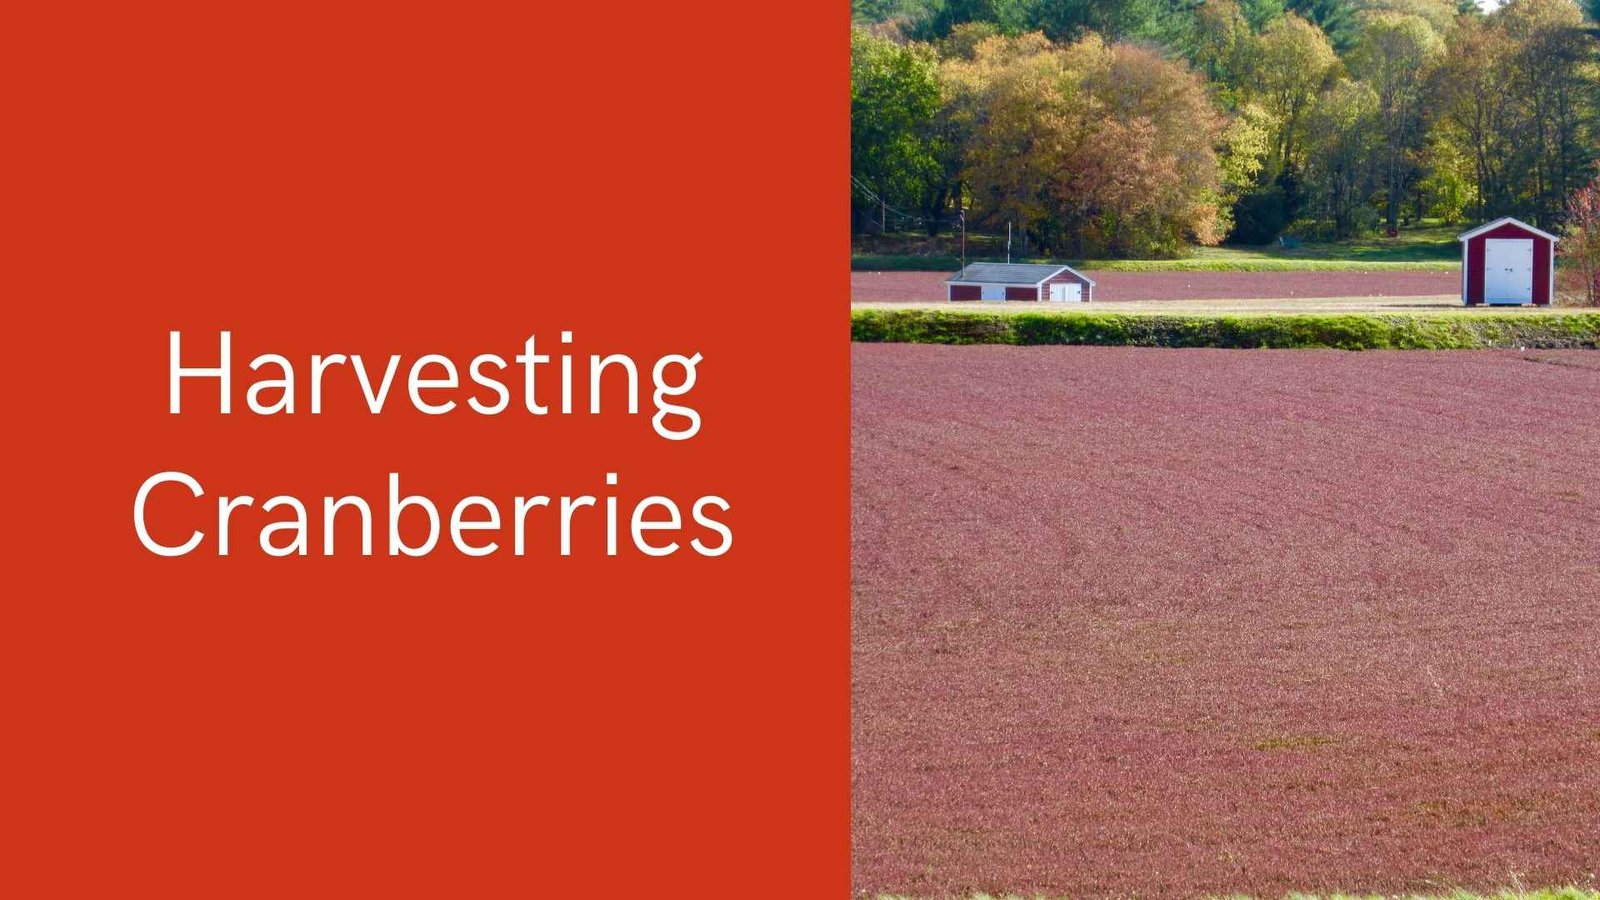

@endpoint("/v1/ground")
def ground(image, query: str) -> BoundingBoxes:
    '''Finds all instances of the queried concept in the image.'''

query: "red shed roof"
[1457,216,1558,243]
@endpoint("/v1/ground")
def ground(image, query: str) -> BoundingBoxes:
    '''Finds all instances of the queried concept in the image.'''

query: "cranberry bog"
[851,344,1600,898]
[851,269,1460,304]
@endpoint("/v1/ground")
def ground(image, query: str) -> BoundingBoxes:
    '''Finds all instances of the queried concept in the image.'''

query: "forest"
[850,0,1600,258]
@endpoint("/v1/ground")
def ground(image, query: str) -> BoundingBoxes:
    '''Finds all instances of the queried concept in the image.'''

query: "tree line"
[851,0,1600,257]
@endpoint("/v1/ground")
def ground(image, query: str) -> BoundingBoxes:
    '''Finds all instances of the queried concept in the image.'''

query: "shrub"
[850,308,1600,350]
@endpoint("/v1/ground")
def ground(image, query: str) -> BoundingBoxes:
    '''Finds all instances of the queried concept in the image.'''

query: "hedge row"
[850,309,1600,351]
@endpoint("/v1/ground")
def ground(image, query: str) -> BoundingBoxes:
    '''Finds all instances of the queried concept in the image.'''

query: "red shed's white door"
[1048,283,1082,302]
[1484,238,1533,304]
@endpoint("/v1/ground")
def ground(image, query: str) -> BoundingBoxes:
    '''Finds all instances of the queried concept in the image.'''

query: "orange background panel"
[5,2,845,896]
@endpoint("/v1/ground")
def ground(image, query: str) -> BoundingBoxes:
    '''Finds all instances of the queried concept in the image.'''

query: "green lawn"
[1194,223,1463,262]
[852,224,1463,272]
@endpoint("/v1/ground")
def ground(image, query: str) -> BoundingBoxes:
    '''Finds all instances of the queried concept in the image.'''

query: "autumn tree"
[1215,103,1275,236]
[849,0,1600,248]
[936,20,1002,59]
[1498,0,1599,227]
[1302,79,1380,236]
[1245,13,1338,177]
[1193,0,1258,97]
[1071,37,1228,253]
[1358,0,1460,37]
[1285,0,1360,50]
[1347,12,1443,229]
[1223,12,1336,241]
[940,33,1063,245]
[1429,0,1599,226]
[1431,16,1516,219]
[947,32,1224,256]
[1415,129,1473,223]
[1560,176,1600,305]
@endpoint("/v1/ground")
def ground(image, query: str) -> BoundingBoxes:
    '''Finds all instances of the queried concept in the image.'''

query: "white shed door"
[1048,283,1082,302]
[1484,238,1533,304]
[980,284,1006,301]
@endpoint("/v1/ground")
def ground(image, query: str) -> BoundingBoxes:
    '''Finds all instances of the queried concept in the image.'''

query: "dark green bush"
[850,309,1600,351]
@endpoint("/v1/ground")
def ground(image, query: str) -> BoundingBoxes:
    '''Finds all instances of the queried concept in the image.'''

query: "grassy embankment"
[870,892,1600,900]
[851,308,1600,350]
[852,224,1461,272]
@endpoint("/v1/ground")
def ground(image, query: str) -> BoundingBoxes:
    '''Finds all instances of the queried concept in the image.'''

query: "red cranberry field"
[851,268,1460,303]
[851,344,1600,897]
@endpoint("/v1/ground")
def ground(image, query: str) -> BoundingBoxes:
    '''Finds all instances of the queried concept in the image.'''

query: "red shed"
[1458,216,1558,307]
[946,263,1096,302]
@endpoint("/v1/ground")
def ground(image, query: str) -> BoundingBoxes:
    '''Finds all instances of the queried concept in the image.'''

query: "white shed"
[1457,216,1558,307]
[946,263,1096,302]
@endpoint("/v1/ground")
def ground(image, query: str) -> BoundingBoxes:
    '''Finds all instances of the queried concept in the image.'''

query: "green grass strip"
[851,309,1600,351]
[851,255,1459,272]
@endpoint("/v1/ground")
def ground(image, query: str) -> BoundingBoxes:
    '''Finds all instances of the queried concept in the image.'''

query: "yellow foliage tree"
[941,32,1224,257]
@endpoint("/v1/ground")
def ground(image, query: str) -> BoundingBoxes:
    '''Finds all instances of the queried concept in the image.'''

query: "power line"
[850,175,929,226]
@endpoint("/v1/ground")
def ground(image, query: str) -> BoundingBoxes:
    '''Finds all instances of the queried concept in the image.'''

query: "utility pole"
[959,210,967,276]
[1007,221,1012,264]
[880,198,886,234]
